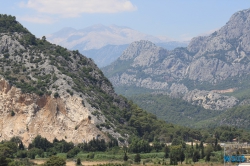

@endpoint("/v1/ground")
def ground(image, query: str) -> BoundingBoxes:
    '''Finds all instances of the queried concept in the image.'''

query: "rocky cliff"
[0,15,133,146]
[0,77,108,146]
[102,8,250,110]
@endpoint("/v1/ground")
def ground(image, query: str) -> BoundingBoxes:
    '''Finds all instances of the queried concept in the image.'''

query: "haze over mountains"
[46,24,188,67]
[102,8,250,128]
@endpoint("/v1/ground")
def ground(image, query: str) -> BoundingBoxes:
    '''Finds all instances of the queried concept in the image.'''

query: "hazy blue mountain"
[46,24,187,67]
[80,44,129,67]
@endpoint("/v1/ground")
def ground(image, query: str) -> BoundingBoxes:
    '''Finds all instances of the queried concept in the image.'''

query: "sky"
[1,0,250,41]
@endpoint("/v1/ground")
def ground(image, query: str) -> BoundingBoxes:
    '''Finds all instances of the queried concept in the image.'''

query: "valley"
[102,8,250,129]
[1,5,250,166]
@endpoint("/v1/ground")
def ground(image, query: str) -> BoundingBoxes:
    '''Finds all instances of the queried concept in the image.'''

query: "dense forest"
[128,93,221,127]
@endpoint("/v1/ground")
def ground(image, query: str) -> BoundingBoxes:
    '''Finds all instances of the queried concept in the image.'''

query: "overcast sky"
[1,0,250,41]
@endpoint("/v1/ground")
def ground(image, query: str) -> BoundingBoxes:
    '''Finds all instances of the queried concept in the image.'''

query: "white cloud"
[18,15,55,24]
[20,0,137,17]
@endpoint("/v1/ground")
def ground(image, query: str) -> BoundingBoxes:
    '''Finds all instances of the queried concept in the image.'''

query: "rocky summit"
[102,8,250,110]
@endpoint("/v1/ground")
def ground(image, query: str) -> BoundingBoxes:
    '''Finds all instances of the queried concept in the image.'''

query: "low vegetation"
[0,133,242,166]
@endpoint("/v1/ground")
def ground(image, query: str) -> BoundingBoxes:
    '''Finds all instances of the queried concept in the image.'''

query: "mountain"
[81,44,129,67]
[46,24,167,50]
[0,14,205,146]
[46,25,188,67]
[102,8,250,127]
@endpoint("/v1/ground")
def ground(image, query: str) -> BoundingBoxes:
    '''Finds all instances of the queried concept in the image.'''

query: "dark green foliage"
[152,140,163,152]
[54,92,59,98]
[29,135,53,151]
[18,141,24,150]
[10,110,15,116]
[67,147,81,158]
[205,153,211,162]
[27,148,44,159]
[19,33,37,46]
[164,145,170,158]
[44,155,66,166]
[128,93,219,128]
[0,138,32,166]
[46,139,74,154]
[0,14,29,33]
[129,137,151,153]
[76,158,82,165]
[7,158,35,166]
[199,105,250,130]
[169,142,186,165]
[123,152,128,161]
[87,153,95,159]
[180,150,185,164]
[134,153,141,163]
[192,150,200,163]
[0,144,12,166]
[16,150,27,158]
[79,138,108,152]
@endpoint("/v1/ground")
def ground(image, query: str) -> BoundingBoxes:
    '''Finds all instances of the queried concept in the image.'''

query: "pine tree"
[164,145,170,158]
[76,158,82,165]
[123,152,128,161]
[180,150,185,164]
[201,147,205,159]
[19,141,24,150]
[134,153,141,163]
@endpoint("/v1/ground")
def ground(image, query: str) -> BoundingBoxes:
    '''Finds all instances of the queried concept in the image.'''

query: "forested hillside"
[128,93,221,127]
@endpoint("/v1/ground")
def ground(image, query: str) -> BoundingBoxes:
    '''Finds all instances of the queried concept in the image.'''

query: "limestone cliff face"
[0,77,109,146]
[0,16,133,145]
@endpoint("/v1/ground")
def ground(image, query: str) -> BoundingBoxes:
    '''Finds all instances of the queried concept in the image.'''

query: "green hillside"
[128,93,222,128]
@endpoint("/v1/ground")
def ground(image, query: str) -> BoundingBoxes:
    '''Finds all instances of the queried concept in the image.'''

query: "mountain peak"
[188,8,250,57]
[119,40,158,61]
[46,25,168,50]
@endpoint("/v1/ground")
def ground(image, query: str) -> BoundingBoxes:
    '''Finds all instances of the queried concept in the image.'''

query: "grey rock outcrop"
[102,8,250,110]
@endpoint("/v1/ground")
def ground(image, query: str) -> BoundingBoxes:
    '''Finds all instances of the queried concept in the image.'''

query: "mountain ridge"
[46,24,188,67]
[102,7,250,123]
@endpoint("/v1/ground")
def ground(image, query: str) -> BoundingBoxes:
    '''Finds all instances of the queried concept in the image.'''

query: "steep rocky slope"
[102,8,250,111]
[0,16,130,145]
[0,78,104,146]
[0,14,203,146]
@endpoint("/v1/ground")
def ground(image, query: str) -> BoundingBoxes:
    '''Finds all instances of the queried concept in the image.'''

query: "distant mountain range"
[102,8,250,129]
[46,24,187,67]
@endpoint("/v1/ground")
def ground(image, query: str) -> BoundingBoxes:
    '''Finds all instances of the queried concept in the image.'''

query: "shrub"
[44,156,66,166]
[10,110,15,116]
[54,92,59,98]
